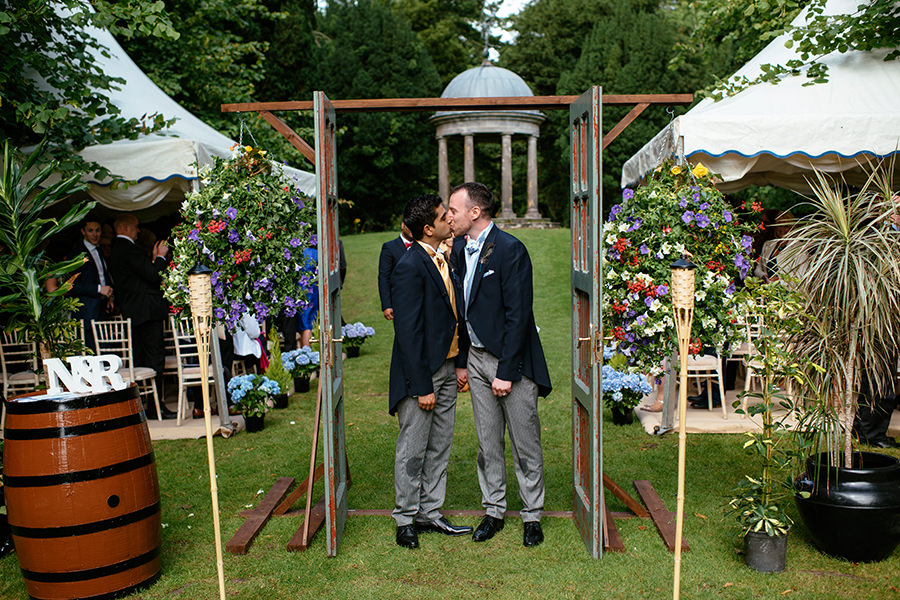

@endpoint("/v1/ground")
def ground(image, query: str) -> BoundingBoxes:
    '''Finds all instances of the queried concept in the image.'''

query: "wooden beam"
[226,477,295,555]
[602,502,625,552]
[257,110,315,163]
[602,102,650,150]
[222,94,693,114]
[603,472,650,518]
[272,463,325,516]
[633,480,689,553]
[286,495,327,552]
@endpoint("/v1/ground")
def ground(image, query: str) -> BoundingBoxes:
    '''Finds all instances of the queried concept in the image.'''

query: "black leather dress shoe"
[147,407,177,420]
[416,516,473,536]
[523,521,544,547]
[396,524,419,548]
[687,391,707,403]
[871,437,900,449]
[690,398,721,409]
[472,515,504,542]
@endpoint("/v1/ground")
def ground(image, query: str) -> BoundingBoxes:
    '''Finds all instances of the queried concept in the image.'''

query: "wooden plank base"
[287,495,327,552]
[273,463,325,516]
[602,502,625,552]
[633,480,688,553]
[226,477,295,554]
[603,473,650,518]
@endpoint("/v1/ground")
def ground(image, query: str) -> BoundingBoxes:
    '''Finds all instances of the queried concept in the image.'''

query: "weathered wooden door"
[569,86,603,558]
[314,91,348,556]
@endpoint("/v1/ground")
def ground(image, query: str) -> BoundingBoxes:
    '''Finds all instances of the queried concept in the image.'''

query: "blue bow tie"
[465,242,480,255]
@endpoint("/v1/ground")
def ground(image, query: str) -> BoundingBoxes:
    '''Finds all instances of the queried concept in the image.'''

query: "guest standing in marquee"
[388,194,471,549]
[378,221,413,321]
[448,181,552,547]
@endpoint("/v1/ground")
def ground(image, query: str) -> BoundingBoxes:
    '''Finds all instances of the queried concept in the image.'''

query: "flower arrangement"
[227,374,280,418]
[601,364,653,410]
[283,346,320,378]
[603,161,761,377]
[162,145,317,331]
[341,321,375,349]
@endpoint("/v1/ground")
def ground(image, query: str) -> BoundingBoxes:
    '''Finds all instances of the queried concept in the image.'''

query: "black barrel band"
[10,501,160,539]
[4,385,138,415]
[3,452,155,488]
[21,546,160,583]
[4,411,146,440]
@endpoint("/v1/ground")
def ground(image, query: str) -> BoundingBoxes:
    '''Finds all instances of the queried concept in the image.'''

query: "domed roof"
[441,61,535,99]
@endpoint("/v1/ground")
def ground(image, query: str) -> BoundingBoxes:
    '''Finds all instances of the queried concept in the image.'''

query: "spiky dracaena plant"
[785,164,900,468]
[0,140,93,360]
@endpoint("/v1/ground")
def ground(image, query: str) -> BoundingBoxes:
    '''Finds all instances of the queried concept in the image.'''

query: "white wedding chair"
[685,352,728,419]
[91,318,163,421]
[1,331,41,430]
[170,316,216,426]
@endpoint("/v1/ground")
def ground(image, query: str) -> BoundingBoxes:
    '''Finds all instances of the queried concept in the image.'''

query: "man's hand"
[99,285,113,298]
[383,308,394,320]
[417,393,436,411]
[152,240,169,260]
[456,368,468,390]
[492,378,512,397]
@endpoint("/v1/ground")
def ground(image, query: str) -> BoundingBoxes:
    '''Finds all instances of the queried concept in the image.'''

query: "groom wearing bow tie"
[388,194,472,548]
[448,182,552,548]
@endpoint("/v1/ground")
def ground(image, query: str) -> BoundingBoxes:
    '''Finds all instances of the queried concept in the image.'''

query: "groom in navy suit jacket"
[388,194,471,549]
[69,218,114,351]
[448,181,551,548]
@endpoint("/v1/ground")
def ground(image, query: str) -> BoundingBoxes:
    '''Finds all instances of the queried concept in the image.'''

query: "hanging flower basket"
[602,162,761,377]
[162,145,317,330]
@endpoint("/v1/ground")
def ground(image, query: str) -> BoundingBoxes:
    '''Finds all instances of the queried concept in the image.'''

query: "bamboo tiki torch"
[670,256,696,600]
[188,264,227,600]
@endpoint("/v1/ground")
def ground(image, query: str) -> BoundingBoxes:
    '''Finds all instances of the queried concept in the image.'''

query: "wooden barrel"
[2,385,161,599]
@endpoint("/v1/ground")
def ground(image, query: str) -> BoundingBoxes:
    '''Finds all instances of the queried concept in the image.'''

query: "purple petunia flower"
[213,307,226,319]
[723,210,733,223]
[699,202,710,211]
[734,254,751,279]
[226,207,238,220]
[656,284,668,296]
[635,314,647,326]
[622,188,634,200]
[284,249,291,260]
[609,204,623,220]
[227,229,239,243]
[628,218,643,232]
[188,229,200,242]
[726,282,736,295]
[741,235,753,250]
[645,297,654,308]
[679,198,688,208]
[309,234,318,247]
[696,214,711,228]
[253,301,269,320]
[692,192,700,202]
[289,237,302,247]
[640,244,649,255]
[682,211,694,224]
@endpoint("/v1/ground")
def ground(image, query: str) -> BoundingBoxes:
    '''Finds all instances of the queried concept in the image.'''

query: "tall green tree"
[1,0,179,174]
[386,0,487,86]
[317,0,442,231]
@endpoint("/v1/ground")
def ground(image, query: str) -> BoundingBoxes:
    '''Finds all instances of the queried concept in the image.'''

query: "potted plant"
[0,141,91,361]
[602,161,760,379]
[283,346,320,393]
[786,165,900,562]
[162,145,317,330]
[227,374,279,432]
[601,349,651,425]
[726,279,810,572]
[341,321,375,358]
[264,326,292,408]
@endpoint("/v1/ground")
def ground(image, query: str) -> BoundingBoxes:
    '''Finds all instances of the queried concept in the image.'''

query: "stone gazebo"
[432,61,548,224]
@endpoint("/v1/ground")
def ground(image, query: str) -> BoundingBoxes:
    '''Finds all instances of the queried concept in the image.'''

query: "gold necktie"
[428,247,458,360]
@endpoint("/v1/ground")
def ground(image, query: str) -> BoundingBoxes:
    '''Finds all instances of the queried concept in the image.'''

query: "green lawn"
[2,228,899,599]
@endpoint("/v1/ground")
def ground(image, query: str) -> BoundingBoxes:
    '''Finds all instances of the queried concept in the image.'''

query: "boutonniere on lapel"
[479,243,495,266]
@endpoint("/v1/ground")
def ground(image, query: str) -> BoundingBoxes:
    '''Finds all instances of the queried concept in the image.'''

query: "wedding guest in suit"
[109,214,176,419]
[68,217,114,352]
[448,181,552,548]
[378,221,413,320]
[389,194,472,549]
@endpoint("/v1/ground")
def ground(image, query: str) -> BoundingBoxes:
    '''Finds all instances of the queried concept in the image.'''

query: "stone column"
[438,135,449,201]
[464,135,475,182]
[499,133,515,219]
[525,134,542,219]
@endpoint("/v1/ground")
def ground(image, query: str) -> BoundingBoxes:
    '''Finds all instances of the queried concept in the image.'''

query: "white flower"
[605,233,618,245]
[649,299,662,312]
[661,242,671,255]
[674,242,685,254]
[603,222,615,233]
[618,223,630,232]
[695,290,707,301]
[607,269,618,280]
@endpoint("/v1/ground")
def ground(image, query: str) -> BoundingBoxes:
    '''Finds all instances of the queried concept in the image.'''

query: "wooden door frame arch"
[222,91,692,557]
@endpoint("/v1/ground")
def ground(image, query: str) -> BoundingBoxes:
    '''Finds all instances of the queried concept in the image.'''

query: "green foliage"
[786,164,900,467]
[162,145,317,329]
[0,1,178,177]
[0,141,91,358]
[317,0,442,231]
[264,325,293,394]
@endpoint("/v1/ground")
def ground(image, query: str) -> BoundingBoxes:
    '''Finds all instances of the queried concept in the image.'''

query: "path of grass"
[1,229,898,599]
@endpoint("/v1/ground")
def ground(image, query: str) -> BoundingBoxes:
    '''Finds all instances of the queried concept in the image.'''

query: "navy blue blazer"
[450,226,551,397]
[109,237,169,327]
[388,242,465,415]
[378,236,409,311]
[68,242,111,321]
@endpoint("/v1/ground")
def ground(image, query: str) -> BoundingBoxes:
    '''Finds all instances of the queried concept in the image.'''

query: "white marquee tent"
[71,22,315,213]
[622,0,900,192]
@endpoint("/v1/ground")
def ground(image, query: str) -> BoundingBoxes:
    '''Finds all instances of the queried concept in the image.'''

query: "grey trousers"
[392,359,458,526]
[468,347,545,522]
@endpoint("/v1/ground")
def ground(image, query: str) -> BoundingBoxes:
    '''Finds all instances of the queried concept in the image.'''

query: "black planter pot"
[794,451,900,562]
[610,406,634,426]
[346,346,360,358]
[272,394,289,409]
[244,414,265,433]
[294,377,310,394]
[744,530,788,573]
